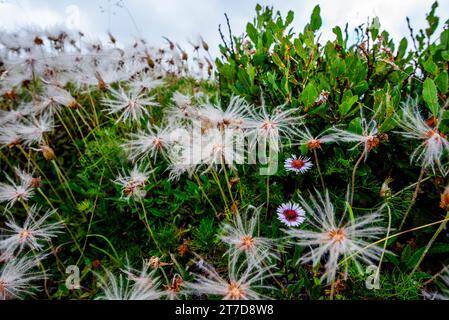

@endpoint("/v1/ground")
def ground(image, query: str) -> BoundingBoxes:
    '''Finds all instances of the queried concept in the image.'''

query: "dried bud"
[108,32,116,44]
[378,133,389,142]
[4,90,16,100]
[201,37,209,51]
[426,116,438,128]
[177,239,189,257]
[165,275,184,298]
[95,71,107,91]
[68,100,81,109]
[231,200,239,214]
[7,137,21,148]
[34,37,44,45]
[147,256,173,269]
[440,186,449,211]
[367,136,380,151]
[31,177,42,188]
[306,138,321,150]
[380,177,393,198]
[229,177,240,186]
[40,145,55,160]
[313,90,329,106]
[92,259,102,269]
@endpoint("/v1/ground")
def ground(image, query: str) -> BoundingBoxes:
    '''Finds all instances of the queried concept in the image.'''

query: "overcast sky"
[0,0,448,56]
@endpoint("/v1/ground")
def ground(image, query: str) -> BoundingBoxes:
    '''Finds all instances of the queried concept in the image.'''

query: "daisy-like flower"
[114,165,151,200]
[276,202,306,227]
[185,258,273,300]
[220,205,278,267]
[284,189,387,284]
[0,254,45,300]
[101,85,158,123]
[332,116,380,161]
[16,113,55,146]
[0,168,35,208]
[95,267,162,300]
[284,155,313,174]
[123,123,176,162]
[0,204,63,257]
[395,100,449,175]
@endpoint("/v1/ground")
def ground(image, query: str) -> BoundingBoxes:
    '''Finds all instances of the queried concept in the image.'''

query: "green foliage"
[1,1,449,301]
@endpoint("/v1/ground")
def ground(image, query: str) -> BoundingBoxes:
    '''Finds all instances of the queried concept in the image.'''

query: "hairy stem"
[350,150,365,206]
[399,167,425,230]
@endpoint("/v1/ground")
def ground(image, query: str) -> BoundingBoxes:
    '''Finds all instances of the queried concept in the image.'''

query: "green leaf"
[423,78,440,116]
[333,26,343,47]
[339,94,358,116]
[423,57,438,75]
[397,37,408,59]
[271,52,285,68]
[285,10,294,26]
[246,23,258,43]
[310,5,322,31]
[435,71,448,93]
[301,82,318,106]
[406,248,425,271]
[429,242,449,253]
[370,17,380,39]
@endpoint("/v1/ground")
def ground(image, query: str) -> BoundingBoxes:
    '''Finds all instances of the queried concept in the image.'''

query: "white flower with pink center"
[284,155,313,174]
[276,202,305,227]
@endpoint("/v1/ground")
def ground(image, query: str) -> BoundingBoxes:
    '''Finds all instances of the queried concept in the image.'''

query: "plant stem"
[410,211,449,276]
[399,167,425,230]
[55,110,82,157]
[193,173,219,219]
[350,150,365,206]
[139,198,163,254]
[265,175,270,216]
[313,149,325,191]
[423,265,449,286]
[37,188,85,259]
[330,278,335,300]
[220,158,235,205]
[51,159,77,206]
[375,203,392,283]
[211,168,229,212]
